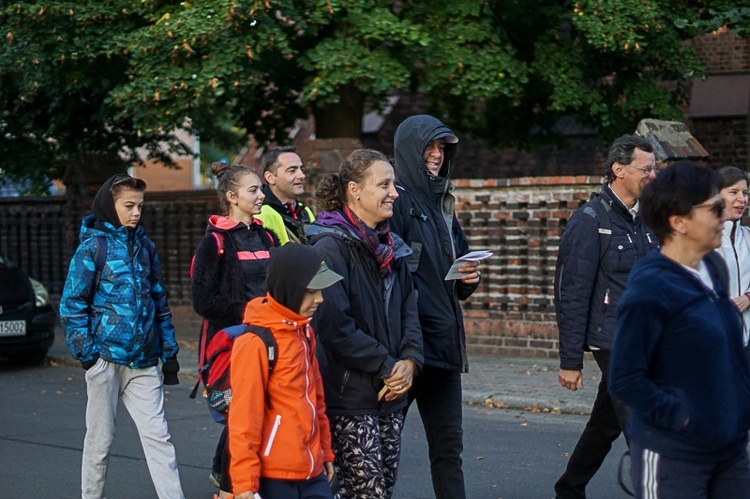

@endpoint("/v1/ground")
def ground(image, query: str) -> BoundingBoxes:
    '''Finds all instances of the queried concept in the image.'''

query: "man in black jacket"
[390,114,480,499]
[554,135,659,498]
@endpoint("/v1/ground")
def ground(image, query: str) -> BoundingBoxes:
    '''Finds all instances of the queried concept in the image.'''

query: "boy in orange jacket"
[225,244,341,499]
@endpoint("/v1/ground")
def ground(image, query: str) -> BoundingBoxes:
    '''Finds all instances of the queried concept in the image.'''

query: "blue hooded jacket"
[60,178,178,368]
[610,251,750,462]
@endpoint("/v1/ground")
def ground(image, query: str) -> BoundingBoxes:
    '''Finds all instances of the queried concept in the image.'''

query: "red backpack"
[191,323,278,424]
[188,231,279,423]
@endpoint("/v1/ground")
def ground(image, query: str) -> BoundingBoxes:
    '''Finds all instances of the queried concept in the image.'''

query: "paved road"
[0,359,629,499]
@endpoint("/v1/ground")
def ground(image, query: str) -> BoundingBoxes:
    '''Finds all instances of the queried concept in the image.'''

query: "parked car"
[0,253,56,365]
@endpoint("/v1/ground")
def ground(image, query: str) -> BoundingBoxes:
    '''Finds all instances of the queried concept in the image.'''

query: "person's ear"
[226,190,237,206]
[669,214,688,235]
[264,169,275,185]
[612,162,625,180]
[348,181,361,202]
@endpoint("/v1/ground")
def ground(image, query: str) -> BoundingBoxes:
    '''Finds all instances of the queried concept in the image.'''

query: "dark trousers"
[259,472,334,499]
[407,365,466,499]
[554,349,629,499]
[630,441,750,498]
[213,425,227,473]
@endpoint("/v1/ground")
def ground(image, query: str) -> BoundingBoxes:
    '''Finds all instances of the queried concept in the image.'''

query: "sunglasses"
[692,197,725,218]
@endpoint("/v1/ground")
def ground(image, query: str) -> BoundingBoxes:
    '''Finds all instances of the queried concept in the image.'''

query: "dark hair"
[716,166,748,190]
[315,149,390,211]
[261,146,298,175]
[110,176,147,200]
[604,135,654,182]
[640,161,720,244]
[210,162,260,214]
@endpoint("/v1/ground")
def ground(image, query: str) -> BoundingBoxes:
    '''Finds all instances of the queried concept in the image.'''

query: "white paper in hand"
[444,250,493,280]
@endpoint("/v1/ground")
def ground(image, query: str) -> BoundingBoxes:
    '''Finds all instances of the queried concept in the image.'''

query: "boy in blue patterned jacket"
[60,174,184,499]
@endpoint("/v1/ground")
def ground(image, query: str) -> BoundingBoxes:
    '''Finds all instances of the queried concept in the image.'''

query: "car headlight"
[29,278,50,307]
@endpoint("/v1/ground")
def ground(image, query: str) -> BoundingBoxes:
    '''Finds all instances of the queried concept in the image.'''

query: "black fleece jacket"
[191,215,279,344]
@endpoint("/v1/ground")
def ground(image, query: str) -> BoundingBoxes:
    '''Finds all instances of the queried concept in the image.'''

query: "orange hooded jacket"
[227,295,335,494]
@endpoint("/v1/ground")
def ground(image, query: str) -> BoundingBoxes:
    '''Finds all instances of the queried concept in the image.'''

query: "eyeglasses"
[625,164,660,175]
[692,197,726,218]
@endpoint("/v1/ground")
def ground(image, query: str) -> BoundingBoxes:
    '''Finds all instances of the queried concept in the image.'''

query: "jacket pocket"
[263,414,282,457]
[604,234,638,274]
[406,242,422,273]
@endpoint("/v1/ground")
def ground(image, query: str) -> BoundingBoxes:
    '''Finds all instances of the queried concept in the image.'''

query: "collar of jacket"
[261,184,305,217]
[601,184,638,221]
[244,295,311,330]
[207,214,264,232]
[306,221,413,260]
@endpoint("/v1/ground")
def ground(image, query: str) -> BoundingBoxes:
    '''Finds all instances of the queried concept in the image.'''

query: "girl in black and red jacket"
[190,162,279,491]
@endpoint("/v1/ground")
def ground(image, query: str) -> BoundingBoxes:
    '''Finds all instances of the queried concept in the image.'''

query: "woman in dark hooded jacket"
[307,149,423,499]
[190,162,279,490]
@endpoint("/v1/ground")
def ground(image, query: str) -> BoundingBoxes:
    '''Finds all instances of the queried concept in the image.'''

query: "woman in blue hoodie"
[609,163,750,498]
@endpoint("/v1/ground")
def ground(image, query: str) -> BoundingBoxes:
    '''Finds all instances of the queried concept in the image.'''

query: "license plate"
[0,320,26,337]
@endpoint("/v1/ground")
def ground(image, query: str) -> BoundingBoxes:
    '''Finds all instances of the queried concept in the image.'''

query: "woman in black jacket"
[307,149,423,499]
[190,162,278,490]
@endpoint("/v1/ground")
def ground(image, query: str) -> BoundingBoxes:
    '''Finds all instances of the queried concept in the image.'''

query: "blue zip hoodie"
[609,251,750,462]
[60,178,178,368]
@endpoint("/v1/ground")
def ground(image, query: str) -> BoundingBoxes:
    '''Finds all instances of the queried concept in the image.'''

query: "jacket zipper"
[300,326,316,478]
[340,371,350,397]
[263,414,282,457]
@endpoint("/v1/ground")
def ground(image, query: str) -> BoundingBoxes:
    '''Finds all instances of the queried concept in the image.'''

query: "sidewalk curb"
[48,329,596,417]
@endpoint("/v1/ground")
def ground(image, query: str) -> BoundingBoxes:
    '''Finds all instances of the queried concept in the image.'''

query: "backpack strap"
[244,324,277,409]
[88,236,108,304]
[212,232,224,254]
[244,324,277,373]
[189,318,212,399]
[588,194,612,262]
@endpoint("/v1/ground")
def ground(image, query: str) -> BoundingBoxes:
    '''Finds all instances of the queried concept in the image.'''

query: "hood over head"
[393,114,458,198]
[265,244,342,314]
[92,173,146,231]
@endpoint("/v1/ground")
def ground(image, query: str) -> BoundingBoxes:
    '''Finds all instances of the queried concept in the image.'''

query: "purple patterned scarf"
[317,207,394,278]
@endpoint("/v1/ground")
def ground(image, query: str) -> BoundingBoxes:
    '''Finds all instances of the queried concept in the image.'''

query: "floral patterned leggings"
[329,412,406,499]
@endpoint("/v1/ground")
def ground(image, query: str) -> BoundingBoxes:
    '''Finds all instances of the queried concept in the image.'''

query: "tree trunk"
[313,83,363,139]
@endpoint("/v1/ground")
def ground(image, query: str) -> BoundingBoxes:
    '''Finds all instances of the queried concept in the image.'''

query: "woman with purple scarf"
[306,149,424,499]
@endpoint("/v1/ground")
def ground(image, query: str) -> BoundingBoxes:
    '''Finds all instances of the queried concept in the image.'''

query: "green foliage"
[676,6,750,38]
[0,0,740,192]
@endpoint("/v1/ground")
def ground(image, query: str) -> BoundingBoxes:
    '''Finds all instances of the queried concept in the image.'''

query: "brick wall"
[1,175,604,358]
[688,29,750,169]
[452,176,601,358]
[691,28,750,73]
[691,117,749,168]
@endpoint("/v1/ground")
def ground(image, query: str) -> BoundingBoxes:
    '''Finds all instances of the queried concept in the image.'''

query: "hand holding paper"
[444,250,493,280]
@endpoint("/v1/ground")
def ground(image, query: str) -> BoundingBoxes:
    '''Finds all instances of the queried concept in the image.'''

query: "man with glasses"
[553,135,660,499]
[257,146,315,245]
[610,163,750,497]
